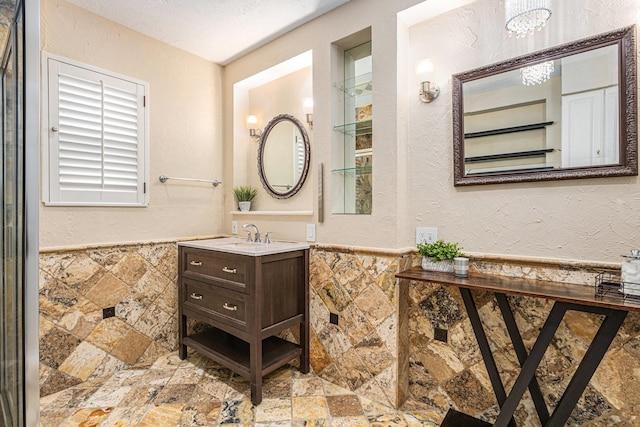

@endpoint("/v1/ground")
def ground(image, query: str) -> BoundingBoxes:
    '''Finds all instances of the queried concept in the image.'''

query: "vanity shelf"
[183,328,301,379]
[465,148,554,163]
[464,121,554,139]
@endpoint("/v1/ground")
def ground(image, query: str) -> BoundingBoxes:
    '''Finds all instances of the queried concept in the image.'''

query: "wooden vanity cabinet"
[178,245,309,405]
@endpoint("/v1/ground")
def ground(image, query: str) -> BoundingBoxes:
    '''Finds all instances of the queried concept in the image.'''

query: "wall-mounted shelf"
[230,210,314,216]
[467,166,554,175]
[464,121,554,139]
[465,149,555,163]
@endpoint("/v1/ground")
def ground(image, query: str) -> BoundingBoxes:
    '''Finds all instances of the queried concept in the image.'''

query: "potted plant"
[417,239,463,273]
[233,185,258,212]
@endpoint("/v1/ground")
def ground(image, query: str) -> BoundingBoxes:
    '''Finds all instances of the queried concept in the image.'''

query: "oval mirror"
[257,114,310,199]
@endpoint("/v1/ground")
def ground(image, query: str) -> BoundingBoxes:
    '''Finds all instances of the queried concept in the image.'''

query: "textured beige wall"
[223,0,425,247]
[225,0,640,263]
[405,0,640,262]
[239,66,314,213]
[40,0,224,248]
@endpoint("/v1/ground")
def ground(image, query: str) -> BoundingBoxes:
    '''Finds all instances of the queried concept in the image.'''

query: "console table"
[396,267,640,427]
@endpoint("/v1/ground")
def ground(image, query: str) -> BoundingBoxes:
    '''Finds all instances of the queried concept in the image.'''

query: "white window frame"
[42,53,149,206]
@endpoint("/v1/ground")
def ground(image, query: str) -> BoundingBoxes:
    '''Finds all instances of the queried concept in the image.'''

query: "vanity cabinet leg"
[300,321,310,374]
[250,340,262,405]
[178,314,187,360]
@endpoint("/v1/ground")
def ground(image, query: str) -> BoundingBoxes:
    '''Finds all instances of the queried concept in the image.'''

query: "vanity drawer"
[182,248,251,293]
[183,278,247,330]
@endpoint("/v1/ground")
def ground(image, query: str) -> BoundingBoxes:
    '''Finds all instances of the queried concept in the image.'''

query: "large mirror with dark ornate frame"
[452,26,637,186]
[257,113,311,199]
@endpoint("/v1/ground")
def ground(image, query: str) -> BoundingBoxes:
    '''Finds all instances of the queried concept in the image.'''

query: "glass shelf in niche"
[333,120,372,136]
[331,166,372,176]
[334,72,372,97]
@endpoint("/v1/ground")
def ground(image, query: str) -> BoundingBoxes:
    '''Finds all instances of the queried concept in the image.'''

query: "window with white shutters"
[44,55,148,206]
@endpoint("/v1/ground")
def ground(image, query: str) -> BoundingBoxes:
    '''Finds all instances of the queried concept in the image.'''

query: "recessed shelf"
[331,166,372,175]
[333,72,372,96]
[333,120,372,135]
[230,210,314,216]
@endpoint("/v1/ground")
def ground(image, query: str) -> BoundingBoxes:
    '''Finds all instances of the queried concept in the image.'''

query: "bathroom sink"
[178,237,309,256]
[223,241,267,248]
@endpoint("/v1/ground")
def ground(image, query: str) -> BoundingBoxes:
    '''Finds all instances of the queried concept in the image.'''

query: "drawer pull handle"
[222,267,237,274]
[190,260,203,266]
[223,303,238,311]
[190,293,203,300]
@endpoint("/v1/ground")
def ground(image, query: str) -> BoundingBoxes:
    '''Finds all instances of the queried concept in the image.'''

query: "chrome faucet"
[243,223,260,243]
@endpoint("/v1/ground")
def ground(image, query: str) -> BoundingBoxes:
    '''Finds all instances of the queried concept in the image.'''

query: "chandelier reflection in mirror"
[505,0,552,38]
[521,60,554,85]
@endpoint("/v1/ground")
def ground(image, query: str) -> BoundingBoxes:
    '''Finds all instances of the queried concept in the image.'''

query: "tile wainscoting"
[39,241,181,397]
[401,256,640,425]
[38,239,640,425]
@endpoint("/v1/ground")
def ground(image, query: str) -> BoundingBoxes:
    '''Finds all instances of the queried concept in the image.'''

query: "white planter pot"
[239,201,251,212]
[421,257,454,273]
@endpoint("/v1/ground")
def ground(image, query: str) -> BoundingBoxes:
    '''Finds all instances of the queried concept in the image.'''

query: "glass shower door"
[1,1,25,425]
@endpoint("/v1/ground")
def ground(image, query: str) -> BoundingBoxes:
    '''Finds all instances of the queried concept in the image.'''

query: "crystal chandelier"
[505,0,552,38]
[521,61,554,85]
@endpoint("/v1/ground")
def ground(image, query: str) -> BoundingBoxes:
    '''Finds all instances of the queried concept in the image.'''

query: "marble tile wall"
[402,256,640,425]
[40,240,638,425]
[307,247,412,408]
[38,241,411,409]
[39,242,179,397]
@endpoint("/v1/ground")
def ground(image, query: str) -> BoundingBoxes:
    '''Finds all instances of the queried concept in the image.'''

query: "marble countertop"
[178,237,309,256]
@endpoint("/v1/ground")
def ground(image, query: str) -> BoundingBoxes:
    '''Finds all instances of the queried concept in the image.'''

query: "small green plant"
[417,239,462,262]
[233,185,258,202]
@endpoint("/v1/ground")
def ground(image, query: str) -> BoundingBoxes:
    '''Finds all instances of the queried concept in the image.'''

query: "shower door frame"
[0,0,40,425]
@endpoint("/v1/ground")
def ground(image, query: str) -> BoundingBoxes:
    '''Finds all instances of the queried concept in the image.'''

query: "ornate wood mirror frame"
[452,26,637,186]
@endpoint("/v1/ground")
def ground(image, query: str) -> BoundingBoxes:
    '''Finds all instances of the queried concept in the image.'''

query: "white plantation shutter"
[46,57,148,206]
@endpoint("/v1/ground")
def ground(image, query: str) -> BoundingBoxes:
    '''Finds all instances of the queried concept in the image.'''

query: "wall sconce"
[247,115,262,141]
[416,59,440,103]
[302,97,314,129]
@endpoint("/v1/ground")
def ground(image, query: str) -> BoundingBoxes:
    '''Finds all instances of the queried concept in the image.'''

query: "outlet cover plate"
[416,227,438,244]
[231,220,238,234]
[306,224,316,242]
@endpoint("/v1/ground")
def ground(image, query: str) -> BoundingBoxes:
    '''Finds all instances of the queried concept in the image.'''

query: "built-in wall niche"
[332,28,372,215]
[232,50,314,214]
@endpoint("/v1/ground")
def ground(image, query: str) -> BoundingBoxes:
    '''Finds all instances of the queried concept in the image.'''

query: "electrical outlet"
[306,223,316,242]
[416,227,438,244]
[231,220,238,234]
[102,306,115,319]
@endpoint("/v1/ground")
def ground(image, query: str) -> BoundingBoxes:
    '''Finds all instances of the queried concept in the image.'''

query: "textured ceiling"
[65,0,351,65]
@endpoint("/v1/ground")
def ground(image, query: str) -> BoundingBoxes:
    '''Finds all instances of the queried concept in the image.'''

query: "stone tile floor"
[39,351,441,426]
